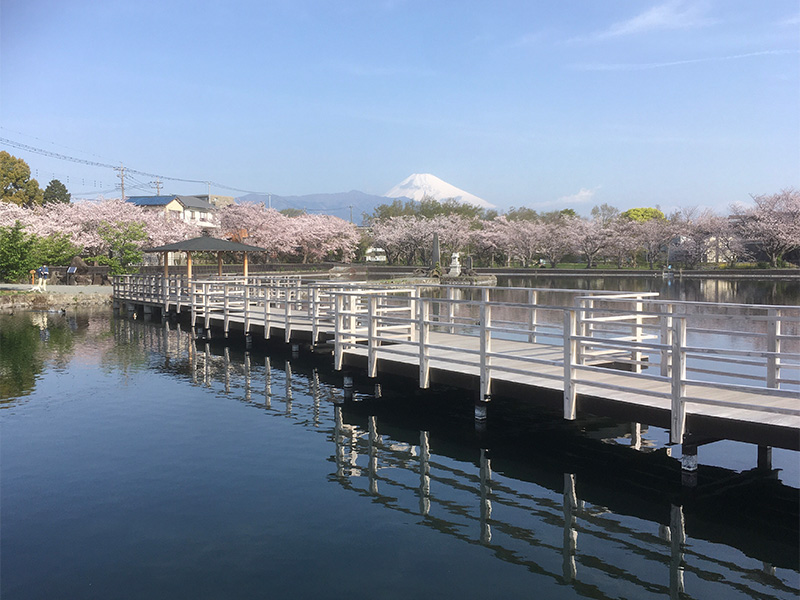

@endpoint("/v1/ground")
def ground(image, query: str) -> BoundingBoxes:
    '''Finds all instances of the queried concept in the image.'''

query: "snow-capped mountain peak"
[385,174,495,209]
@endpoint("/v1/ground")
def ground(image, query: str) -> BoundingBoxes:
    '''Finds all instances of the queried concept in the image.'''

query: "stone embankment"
[0,284,113,312]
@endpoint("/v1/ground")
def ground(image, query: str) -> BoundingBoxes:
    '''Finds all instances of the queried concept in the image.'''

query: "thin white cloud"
[579,1,713,41]
[572,49,798,71]
[778,13,800,26]
[537,186,601,208]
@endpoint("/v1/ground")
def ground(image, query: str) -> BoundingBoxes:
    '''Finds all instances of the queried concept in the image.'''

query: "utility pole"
[115,164,127,200]
[349,204,354,223]
[268,193,272,210]
[151,178,163,195]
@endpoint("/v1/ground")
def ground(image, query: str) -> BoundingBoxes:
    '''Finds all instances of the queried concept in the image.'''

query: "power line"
[0,136,271,196]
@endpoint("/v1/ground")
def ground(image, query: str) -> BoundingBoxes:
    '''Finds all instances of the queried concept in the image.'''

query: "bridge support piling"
[757,445,773,471]
[475,394,490,432]
[680,442,698,488]
[343,374,354,401]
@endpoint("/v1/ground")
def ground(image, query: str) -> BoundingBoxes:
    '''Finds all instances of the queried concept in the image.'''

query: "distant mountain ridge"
[237,173,492,223]
[236,190,406,224]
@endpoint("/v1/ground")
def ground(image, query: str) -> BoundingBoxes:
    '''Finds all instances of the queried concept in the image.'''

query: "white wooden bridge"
[113,274,800,457]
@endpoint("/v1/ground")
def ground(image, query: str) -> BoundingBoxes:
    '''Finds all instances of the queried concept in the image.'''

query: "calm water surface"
[2,277,798,599]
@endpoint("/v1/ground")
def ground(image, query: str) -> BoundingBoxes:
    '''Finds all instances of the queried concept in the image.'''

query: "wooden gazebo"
[145,236,267,280]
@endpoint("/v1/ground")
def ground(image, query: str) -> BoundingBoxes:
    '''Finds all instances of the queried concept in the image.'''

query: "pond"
[1,295,798,599]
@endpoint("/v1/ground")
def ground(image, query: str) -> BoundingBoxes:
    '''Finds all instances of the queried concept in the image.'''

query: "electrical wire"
[0,136,272,196]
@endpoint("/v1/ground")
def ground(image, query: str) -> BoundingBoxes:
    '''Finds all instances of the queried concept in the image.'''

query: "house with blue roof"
[126,195,218,228]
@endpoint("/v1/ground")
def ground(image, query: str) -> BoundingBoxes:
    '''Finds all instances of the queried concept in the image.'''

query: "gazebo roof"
[145,236,266,253]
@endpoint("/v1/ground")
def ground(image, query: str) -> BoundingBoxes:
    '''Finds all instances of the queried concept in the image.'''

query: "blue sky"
[1,0,798,214]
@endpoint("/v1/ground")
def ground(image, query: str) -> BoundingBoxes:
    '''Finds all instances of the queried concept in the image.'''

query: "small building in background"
[126,195,219,228]
[365,247,387,262]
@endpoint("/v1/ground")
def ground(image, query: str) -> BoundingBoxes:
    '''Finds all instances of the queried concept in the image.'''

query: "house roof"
[126,195,215,211]
[145,236,266,253]
[127,195,176,207]
[176,195,214,210]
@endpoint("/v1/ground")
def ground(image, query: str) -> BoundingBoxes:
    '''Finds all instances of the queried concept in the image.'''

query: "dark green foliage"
[0,317,43,398]
[280,208,305,217]
[43,179,71,204]
[33,233,82,266]
[366,195,487,223]
[0,221,37,282]
[540,208,577,223]
[505,206,539,221]
[0,151,43,206]
[91,221,147,275]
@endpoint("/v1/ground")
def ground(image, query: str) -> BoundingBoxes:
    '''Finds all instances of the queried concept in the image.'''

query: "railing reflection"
[110,315,798,600]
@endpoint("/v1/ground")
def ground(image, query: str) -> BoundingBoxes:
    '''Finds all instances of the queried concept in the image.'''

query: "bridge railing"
[565,296,800,442]
[115,276,799,445]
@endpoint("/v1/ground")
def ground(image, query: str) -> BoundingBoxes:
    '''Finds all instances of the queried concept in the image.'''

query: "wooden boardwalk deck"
[113,275,800,452]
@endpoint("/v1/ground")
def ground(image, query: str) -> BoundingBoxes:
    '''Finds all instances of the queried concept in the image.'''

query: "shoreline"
[0,284,113,312]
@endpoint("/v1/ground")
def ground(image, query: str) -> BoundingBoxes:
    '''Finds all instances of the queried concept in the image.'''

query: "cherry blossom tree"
[670,208,731,269]
[572,218,609,269]
[604,218,640,268]
[470,218,508,267]
[499,217,542,267]
[291,213,359,263]
[732,189,800,267]
[633,216,674,269]
[539,219,577,268]
[219,203,294,260]
[371,216,427,265]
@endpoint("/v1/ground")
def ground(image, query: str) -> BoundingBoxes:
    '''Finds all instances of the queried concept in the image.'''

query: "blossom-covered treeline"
[218,203,359,263]
[1,188,797,276]
[0,199,202,256]
[365,189,800,269]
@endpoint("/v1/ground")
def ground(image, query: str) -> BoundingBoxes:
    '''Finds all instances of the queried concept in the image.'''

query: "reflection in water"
[2,310,798,599]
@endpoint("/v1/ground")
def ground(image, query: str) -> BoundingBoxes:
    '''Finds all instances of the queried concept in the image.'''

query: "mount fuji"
[385,173,495,209]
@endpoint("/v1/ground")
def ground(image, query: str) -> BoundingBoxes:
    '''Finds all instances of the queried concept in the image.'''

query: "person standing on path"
[35,265,49,291]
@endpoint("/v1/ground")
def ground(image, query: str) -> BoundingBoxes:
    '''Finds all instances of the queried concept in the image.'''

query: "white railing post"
[263,280,272,339]
[670,317,687,444]
[223,283,230,336]
[310,286,320,344]
[528,289,538,343]
[479,289,491,400]
[575,297,591,366]
[244,284,251,334]
[409,293,418,342]
[767,308,781,389]
[368,295,378,378]
[204,283,212,330]
[419,298,430,388]
[632,298,644,373]
[563,309,577,420]
[334,293,344,370]
[446,287,456,333]
[162,274,169,312]
[660,303,674,377]
[284,286,292,342]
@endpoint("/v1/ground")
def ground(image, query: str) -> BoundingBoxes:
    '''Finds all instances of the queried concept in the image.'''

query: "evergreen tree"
[43,179,71,204]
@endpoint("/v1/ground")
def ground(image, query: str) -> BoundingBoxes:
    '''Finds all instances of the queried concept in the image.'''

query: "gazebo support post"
[217,252,223,277]
[243,253,249,278]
